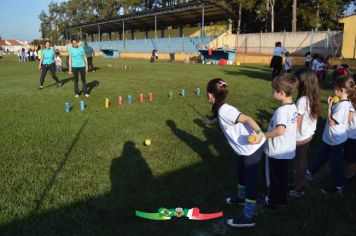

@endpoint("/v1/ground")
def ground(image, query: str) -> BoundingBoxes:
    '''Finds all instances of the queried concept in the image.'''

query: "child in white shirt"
[55,53,62,73]
[289,69,321,197]
[264,73,298,209]
[307,76,354,193]
[206,78,265,228]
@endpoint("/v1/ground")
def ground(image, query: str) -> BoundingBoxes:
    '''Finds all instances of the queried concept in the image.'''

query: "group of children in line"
[205,69,356,228]
[17,48,38,62]
[270,41,351,82]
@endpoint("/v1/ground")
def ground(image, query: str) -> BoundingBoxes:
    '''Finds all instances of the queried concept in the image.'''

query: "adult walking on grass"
[83,42,95,72]
[68,38,89,98]
[270,42,286,79]
[38,41,61,90]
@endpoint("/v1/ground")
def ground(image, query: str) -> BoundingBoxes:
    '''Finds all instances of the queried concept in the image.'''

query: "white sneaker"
[85,94,89,98]
[75,94,79,98]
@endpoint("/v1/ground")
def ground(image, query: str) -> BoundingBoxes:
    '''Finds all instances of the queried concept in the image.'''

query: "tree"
[292,0,297,32]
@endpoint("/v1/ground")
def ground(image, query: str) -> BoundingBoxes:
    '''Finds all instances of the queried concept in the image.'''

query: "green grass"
[0,55,355,235]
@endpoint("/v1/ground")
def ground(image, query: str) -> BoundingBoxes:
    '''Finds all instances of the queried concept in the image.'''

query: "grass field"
[0,55,355,235]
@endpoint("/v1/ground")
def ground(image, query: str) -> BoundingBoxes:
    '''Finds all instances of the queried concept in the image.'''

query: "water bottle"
[117,96,123,105]
[80,100,85,111]
[195,88,200,96]
[105,98,110,108]
[65,102,70,112]
[168,90,173,98]
[128,95,132,104]
[180,89,185,97]
[148,92,153,101]
[139,93,144,103]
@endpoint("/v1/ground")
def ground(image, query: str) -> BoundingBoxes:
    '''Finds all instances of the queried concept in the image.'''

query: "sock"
[244,199,257,219]
[238,185,245,200]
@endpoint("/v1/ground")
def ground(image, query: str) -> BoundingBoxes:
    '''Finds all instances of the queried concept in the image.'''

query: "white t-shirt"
[265,104,298,159]
[348,104,356,139]
[296,96,317,141]
[312,59,319,71]
[317,62,325,71]
[306,55,311,62]
[284,57,292,70]
[322,100,350,145]
[218,104,266,156]
[55,56,62,66]
[273,47,286,57]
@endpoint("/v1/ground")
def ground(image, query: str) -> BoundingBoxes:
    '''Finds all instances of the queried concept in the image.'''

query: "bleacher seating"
[88,36,217,53]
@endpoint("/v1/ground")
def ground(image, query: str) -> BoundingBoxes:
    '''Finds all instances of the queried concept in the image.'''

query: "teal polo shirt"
[42,48,55,65]
[84,45,94,58]
[69,47,85,68]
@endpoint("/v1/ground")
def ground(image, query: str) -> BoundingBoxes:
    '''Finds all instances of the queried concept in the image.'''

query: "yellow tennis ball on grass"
[144,139,151,146]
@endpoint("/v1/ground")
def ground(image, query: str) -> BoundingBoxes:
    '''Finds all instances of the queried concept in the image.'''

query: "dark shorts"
[270,56,282,69]
[345,138,356,163]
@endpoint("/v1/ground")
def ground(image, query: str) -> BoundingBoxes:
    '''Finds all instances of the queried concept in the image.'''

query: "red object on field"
[139,93,144,103]
[117,96,123,105]
[219,59,227,65]
[148,92,153,101]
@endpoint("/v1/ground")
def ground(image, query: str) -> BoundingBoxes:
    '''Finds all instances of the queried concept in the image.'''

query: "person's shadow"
[86,80,100,94]
[60,76,73,86]
[0,133,238,235]
[109,141,153,211]
[193,119,233,158]
[166,120,212,161]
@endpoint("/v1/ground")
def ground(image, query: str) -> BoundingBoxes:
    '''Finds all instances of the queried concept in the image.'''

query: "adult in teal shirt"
[83,42,95,72]
[69,38,88,98]
[38,41,61,89]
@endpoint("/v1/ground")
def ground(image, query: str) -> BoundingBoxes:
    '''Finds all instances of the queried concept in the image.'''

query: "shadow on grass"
[60,76,73,86]
[167,120,213,161]
[87,80,100,94]
[1,123,235,235]
[33,119,88,212]
[224,68,271,82]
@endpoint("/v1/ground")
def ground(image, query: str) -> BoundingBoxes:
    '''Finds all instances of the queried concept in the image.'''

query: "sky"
[0,0,355,42]
[0,0,64,41]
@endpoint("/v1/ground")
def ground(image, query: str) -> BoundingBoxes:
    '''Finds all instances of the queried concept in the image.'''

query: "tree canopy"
[39,0,355,43]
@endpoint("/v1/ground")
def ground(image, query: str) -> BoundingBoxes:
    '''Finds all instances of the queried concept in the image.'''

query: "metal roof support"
[155,14,157,48]
[122,20,125,49]
[98,24,101,42]
[201,0,205,45]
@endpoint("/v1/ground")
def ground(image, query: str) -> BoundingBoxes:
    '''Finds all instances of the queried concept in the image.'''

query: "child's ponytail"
[207,78,229,118]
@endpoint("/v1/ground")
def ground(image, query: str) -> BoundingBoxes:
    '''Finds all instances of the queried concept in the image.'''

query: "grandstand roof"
[66,0,236,35]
